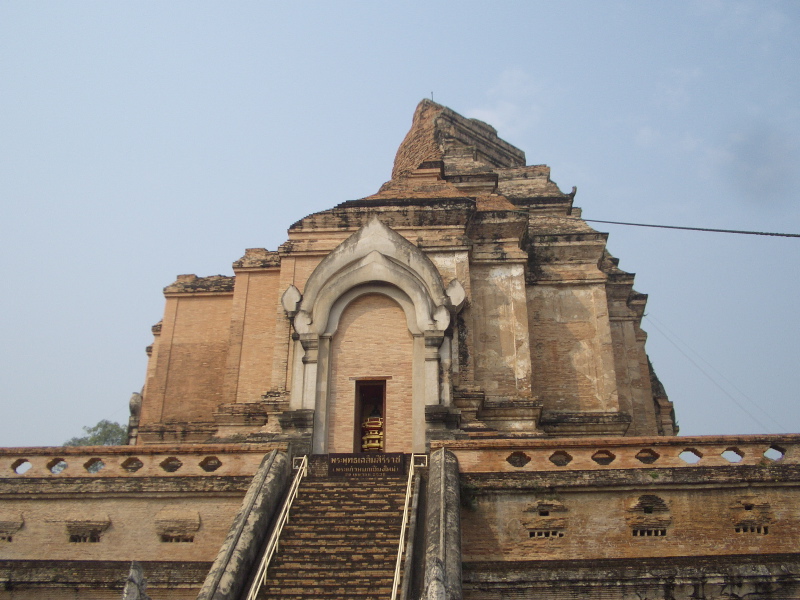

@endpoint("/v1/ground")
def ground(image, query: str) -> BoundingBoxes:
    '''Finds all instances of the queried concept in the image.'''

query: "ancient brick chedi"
[1,101,798,600]
[136,98,677,452]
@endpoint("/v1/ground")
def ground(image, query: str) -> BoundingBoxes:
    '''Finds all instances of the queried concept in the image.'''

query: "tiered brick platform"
[257,466,407,600]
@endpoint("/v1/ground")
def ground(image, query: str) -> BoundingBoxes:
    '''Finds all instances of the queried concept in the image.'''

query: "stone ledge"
[463,553,800,583]
[163,274,235,295]
[434,433,800,452]
[0,476,255,496]
[539,411,632,437]
[461,464,800,491]
[232,248,281,270]
[1,443,284,479]
[0,559,211,587]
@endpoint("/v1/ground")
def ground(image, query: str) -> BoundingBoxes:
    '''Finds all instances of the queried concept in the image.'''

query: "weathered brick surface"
[291,255,325,294]
[0,496,240,563]
[461,482,800,563]
[328,294,413,453]
[528,283,619,413]
[232,270,281,401]
[462,554,800,600]
[0,559,208,600]
[440,436,800,567]
[390,99,525,181]
[470,263,531,398]
[610,319,660,436]
[143,294,233,425]
[135,98,671,444]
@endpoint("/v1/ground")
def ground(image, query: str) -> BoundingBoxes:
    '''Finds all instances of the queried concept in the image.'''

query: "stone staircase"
[256,472,407,600]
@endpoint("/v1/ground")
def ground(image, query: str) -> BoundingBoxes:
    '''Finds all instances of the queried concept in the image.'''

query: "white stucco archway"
[283,217,464,453]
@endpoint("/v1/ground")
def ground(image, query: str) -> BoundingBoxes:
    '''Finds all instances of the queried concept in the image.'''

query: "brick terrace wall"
[461,485,800,562]
[435,436,800,564]
[0,446,274,576]
[328,294,414,453]
[0,560,208,600]
[0,496,239,562]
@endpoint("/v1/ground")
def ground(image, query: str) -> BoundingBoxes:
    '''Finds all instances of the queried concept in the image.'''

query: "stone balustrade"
[0,443,284,478]
[5,435,797,477]
[432,434,800,473]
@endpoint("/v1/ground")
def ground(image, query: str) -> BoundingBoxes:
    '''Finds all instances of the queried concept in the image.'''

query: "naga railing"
[245,454,308,600]
[391,453,428,600]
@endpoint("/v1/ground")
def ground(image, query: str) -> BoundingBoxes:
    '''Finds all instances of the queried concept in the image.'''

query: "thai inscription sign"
[328,453,405,477]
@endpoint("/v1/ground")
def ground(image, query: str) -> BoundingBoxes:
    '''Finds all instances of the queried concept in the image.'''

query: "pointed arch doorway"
[285,217,465,454]
[327,291,414,454]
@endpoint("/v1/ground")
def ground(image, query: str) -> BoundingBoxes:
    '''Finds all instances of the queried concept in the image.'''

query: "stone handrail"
[0,443,285,478]
[431,434,800,473]
[391,454,428,600]
[244,455,308,600]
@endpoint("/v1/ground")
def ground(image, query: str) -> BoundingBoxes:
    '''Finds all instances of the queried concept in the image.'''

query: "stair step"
[254,475,407,600]
[261,582,393,591]
[279,536,398,545]
[283,529,399,538]
[273,558,395,568]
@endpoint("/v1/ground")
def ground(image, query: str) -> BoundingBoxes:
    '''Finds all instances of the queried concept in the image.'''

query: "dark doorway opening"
[355,380,386,452]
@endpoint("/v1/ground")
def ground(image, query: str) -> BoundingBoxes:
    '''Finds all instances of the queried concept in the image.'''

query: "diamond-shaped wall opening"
[160,457,183,473]
[764,445,786,462]
[121,457,144,473]
[635,449,660,464]
[591,450,616,466]
[47,458,68,474]
[548,451,572,467]
[506,451,531,468]
[11,459,32,475]
[199,456,222,472]
[84,458,105,473]
[678,449,702,464]
[721,448,744,463]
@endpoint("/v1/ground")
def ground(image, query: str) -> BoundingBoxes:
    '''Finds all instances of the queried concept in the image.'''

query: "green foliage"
[64,419,127,447]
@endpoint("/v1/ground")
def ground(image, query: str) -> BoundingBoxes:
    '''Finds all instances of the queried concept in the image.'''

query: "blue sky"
[1,1,798,446]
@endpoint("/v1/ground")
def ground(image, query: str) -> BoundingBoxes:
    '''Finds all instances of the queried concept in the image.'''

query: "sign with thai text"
[328,453,405,477]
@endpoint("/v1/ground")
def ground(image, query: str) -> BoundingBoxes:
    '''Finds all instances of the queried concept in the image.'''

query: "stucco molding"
[292,216,452,336]
[286,217,460,453]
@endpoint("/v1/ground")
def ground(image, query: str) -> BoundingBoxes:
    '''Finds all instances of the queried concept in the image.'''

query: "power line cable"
[643,315,777,434]
[646,314,785,432]
[584,219,800,238]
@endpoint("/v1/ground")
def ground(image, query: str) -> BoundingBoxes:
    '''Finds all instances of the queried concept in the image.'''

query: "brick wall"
[233,271,281,401]
[610,319,658,435]
[470,264,531,398]
[528,284,619,412]
[461,485,800,562]
[328,294,414,453]
[163,296,232,422]
[142,295,233,425]
[0,495,241,563]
